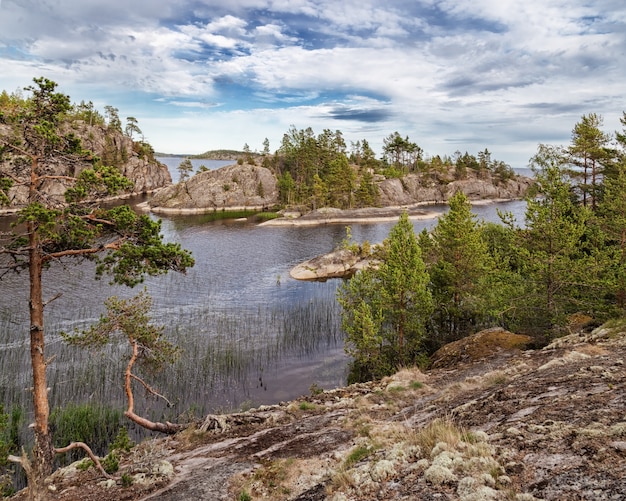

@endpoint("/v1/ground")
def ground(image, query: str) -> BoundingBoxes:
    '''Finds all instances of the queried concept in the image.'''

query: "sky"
[0,1,625,168]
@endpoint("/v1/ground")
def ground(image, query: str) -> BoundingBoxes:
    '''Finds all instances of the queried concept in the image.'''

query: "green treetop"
[338,212,432,381]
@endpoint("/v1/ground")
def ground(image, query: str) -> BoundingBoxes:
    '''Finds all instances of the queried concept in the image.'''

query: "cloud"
[0,0,624,167]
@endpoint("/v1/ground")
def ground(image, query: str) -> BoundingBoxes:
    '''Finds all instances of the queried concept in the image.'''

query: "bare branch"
[38,175,77,182]
[0,140,34,160]
[43,239,122,262]
[54,442,114,479]
[130,373,173,407]
[43,292,62,307]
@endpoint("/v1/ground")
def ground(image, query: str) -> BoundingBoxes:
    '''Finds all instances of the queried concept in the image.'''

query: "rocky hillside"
[0,122,170,209]
[148,163,278,213]
[377,171,533,206]
[147,161,533,215]
[17,320,625,500]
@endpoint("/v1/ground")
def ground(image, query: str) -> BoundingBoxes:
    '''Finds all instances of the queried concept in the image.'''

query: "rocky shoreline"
[21,321,626,500]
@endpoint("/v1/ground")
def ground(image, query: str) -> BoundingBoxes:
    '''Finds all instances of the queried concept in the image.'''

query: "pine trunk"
[28,220,55,490]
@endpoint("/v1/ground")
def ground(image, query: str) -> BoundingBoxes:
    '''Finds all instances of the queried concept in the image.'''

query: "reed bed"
[0,288,344,448]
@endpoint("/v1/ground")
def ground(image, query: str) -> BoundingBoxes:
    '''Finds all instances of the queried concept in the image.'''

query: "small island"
[146,128,534,220]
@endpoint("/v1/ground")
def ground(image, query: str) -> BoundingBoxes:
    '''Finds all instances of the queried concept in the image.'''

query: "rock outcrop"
[22,321,626,500]
[145,159,533,215]
[377,172,533,206]
[289,247,374,280]
[0,121,171,209]
[69,122,172,194]
[148,163,278,213]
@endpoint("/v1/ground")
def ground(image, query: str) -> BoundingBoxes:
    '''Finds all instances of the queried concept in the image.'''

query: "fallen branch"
[54,442,114,479]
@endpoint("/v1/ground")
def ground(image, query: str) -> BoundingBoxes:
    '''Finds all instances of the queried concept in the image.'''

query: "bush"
[50,403,122,466]
[102,451,119,474]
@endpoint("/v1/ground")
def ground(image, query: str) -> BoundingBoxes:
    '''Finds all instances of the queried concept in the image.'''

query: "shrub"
[110,427,134,453]
[121,473,133,487]
[102,451,119,474]
[50,403,122,466]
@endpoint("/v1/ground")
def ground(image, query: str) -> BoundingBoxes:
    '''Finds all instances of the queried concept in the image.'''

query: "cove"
[0,189,527,435]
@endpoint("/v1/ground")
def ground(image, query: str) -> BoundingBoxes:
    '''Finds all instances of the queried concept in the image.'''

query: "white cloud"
[0,0,624,166]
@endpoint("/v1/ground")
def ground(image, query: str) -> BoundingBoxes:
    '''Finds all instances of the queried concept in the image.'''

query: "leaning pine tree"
[0,77,194,497]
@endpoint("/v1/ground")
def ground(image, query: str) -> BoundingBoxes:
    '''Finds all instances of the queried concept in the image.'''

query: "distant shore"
[259,199,518,226]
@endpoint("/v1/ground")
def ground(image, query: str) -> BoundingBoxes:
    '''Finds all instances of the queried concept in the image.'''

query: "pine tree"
[518,144,590,335]
[338,212,432,381]
[428,191,493,344]
[0,78,194,490]
[568,113,611,209]
[177,158,194,183]
[594,159,626,310]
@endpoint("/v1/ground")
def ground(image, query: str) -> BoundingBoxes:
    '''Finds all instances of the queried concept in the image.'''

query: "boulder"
[290,248,374,280]
[430,327,533,369]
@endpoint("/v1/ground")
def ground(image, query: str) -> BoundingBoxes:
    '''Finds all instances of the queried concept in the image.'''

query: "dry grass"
[410,418,469,457]
[575,344,610,356]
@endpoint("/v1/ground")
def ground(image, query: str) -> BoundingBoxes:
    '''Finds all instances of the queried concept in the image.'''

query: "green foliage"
[0,406,22,469]
[121,473,134,487]
[518,146,591,335]
[104,105,122,133]
[428,191,494,343]
[338,213,432,381]
[309,383,324,395]
[65,164,133,203]
[382,132,422,173]
[339,226,360,254]
[0,176,13,206]
[94,207,194,287]
[568,113,610,208]
[50,403,122,465]
[344,444,374,468]
[76,458,94,471]
[63,290,180,374]
[102,451,119,474]
[133,140,156,161]
[277,171,295,204]
[110,427,134,454]
[354,169,379,208]
[177,158,194,183]
[69,100,104,126]
[238,489,252,501]
[0,77,194,480]
[276,127,352,208]
[124,116,142,139]
[594,160,626,309]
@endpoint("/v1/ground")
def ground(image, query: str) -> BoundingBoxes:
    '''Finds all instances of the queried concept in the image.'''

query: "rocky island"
[146,157,533,222]
[0,120,170,212]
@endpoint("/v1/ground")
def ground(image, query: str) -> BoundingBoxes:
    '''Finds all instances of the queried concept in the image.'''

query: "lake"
[0,158,529,431]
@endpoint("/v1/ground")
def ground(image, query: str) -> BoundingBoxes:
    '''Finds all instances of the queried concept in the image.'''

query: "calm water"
[0,159,529,427]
